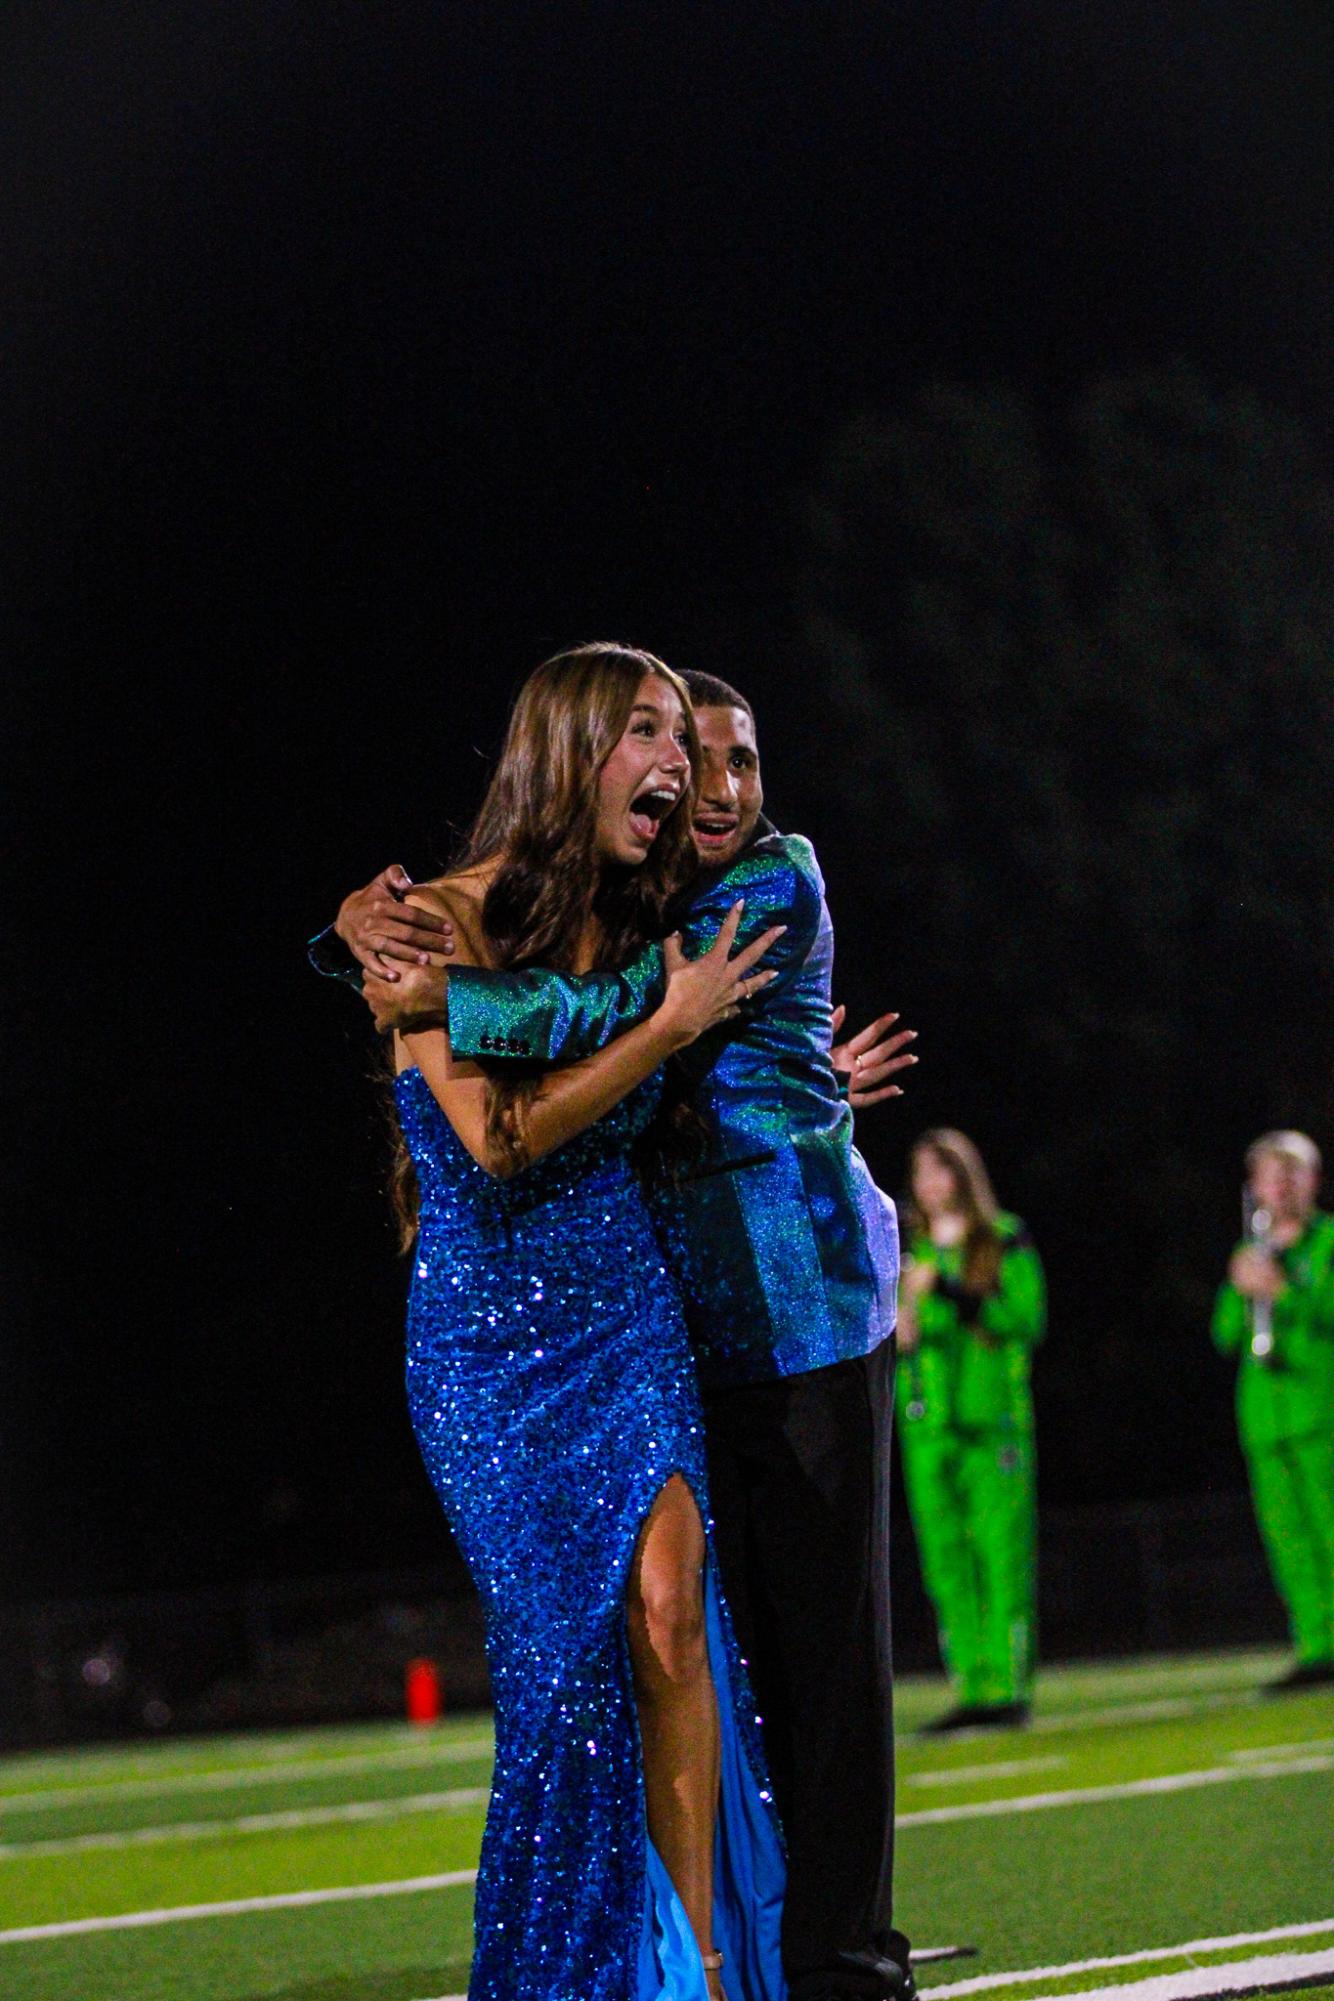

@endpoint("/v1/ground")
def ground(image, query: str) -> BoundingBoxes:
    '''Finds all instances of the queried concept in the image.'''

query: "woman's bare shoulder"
[404,871,482,915]
[406,870,492,965]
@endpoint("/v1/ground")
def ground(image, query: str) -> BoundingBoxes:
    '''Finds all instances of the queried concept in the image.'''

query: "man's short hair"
[679,670,754,722]
[1246,1129,1322,1175]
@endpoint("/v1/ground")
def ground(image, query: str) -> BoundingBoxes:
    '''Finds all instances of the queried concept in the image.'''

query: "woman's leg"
[902,1426,978,1698]
[966,1430,1037,1704]
[627,1473,723,1985]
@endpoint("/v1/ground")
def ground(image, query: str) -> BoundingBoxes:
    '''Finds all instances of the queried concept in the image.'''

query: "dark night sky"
[5,0,1332,1601]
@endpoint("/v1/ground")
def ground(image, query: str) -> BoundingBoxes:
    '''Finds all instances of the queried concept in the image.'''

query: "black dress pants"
[702,1337,905,1994]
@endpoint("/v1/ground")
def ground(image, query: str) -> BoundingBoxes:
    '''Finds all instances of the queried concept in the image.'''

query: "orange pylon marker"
[405,1657,443,1724]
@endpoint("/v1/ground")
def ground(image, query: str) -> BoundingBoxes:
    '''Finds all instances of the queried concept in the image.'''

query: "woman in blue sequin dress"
[382,646,786,2001]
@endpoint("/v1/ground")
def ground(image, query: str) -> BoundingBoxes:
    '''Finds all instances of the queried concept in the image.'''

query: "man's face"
[1250,1150,1319,1225]
[691,704,763,869]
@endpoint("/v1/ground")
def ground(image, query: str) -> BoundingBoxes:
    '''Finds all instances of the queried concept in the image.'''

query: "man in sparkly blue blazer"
[318,672,917,2001]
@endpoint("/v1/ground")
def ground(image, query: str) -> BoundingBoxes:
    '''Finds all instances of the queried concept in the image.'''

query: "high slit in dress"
[396,1065,786,2001]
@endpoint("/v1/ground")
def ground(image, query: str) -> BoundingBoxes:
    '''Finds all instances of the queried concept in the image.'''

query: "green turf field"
[2,1648,1331,2001]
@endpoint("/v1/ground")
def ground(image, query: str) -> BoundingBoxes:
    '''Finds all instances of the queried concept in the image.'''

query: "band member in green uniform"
[1212,1130,1334,1690]
[896,1130,1046,1731]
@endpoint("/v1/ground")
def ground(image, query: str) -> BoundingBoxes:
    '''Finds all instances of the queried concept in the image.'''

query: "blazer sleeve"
[1212,1274,1248,1355]
[674,837,824,976]
[445,835,824,1064]
[446,945,666,1063]
[307,925,364,990]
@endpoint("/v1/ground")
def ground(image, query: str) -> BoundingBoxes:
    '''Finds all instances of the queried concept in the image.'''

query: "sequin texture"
[395,1067,783,1999]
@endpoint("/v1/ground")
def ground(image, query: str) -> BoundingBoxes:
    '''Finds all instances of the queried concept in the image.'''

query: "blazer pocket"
[685,1148,778,1183]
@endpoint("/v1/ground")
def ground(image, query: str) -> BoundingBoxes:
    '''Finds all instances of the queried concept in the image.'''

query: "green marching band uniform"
[1212,1212,1334,1671]
[897,1216,1046,1708]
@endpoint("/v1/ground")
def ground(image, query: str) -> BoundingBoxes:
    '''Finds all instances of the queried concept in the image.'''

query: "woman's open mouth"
[628,786,680,844]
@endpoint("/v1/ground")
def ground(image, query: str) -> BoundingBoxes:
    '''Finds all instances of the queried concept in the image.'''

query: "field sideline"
[1,1648,1330,2001]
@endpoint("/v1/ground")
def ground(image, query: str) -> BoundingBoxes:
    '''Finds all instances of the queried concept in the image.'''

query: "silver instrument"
[1242,1190,1276,1361]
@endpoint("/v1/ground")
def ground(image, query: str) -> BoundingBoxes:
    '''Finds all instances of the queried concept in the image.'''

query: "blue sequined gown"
[395,1065,786,2001]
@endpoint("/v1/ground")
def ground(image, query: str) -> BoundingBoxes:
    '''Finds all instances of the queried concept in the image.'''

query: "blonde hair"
[1246,1129,1322,1176]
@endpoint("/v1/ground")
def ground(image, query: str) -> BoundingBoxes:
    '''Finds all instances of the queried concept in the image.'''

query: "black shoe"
[789,1946,918,2001]
[966,1700,1031,1730]
[1264,1659,1334,1694]
[919,1699,1030,1735]
[919,1703,982,1734]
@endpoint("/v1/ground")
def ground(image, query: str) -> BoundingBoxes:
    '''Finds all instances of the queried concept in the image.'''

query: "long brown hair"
[908,1127,1004,1294]
[466,643,699,973]
[391,644,700,1237]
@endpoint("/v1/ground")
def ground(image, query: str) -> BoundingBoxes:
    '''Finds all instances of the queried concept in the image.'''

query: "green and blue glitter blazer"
[444,826,900,1388]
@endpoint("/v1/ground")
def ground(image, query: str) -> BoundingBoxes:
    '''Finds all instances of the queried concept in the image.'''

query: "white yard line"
[8,1749,1326,1858]
[986,1946,1334,2001]
[0,1869,480,1944]
[0,1787,491,1859]
[407,1948,980,2001]
[910,1692,1264,1745]
[0,1734,494,1815]
[906,1757,1067,1789]
[0,1683,1267,1810]
[1028,1692,1263,1735]
[1029,1656,1278,1698]
[0,1730,346,1783]
[918,1920,1334,1997]
[1229,1737,1334,1763]
[900,1752,1334,1827]
[4,1894,1328,1999]
[197,1927,1334,2001]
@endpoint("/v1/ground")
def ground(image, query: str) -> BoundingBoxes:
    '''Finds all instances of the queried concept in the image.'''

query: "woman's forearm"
[401,911,763,1178]
[513,1006,688,1172]
[402,1004,688,1180]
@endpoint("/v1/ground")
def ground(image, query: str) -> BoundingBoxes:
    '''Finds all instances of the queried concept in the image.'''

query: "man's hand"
[1229,1247,1286,1302]
[363,963,449,1036]
[831,1005,918,1110]
[336,865,456,981]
